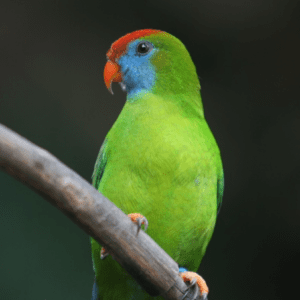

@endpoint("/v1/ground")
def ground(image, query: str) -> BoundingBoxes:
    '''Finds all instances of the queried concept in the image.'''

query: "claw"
[201,293,208,300]
[100,213,148,260]
[100,247,109,260]
[128,213,148,233]
[181,272,209,300]
[182,278,199,300]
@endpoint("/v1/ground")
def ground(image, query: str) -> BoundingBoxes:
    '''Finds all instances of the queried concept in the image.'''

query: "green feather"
[92,139,108,189]
[217,171,224,214]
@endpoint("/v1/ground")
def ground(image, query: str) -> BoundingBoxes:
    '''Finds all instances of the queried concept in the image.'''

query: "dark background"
[1,0,299,299]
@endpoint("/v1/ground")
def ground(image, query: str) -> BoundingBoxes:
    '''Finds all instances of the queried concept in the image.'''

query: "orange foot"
[127,213,148,233]
[181,271,209,300]
[100,213,148,260]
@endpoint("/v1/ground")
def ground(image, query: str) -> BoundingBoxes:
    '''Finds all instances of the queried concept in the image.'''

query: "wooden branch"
[0,124,201,300]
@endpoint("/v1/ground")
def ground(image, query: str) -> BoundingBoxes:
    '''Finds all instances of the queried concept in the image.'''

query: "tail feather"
[91,278,99,300]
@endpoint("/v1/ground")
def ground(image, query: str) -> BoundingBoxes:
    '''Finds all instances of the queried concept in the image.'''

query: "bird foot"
[100,213,148,260]
[127,213,148,233]
[100,247,110,260]
[181,271,208,300]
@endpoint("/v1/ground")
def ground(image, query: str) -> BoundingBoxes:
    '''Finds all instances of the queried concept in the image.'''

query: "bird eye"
[137,42,152,55]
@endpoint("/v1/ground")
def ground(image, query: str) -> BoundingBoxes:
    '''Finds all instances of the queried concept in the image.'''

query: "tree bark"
[0,123,201,300]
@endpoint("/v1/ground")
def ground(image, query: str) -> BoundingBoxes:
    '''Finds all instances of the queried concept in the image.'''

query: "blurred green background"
[1,0,299,299]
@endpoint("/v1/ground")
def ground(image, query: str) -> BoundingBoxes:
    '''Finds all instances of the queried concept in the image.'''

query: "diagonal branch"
[0,123,201,300]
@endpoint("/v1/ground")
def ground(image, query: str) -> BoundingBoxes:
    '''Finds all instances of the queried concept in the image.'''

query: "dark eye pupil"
[138,43,149,54]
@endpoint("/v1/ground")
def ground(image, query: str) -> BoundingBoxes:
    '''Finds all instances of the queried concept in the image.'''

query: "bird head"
[104,29,201,100]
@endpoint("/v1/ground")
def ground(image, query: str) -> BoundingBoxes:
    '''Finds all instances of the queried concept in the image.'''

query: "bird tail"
[91,278,99,300]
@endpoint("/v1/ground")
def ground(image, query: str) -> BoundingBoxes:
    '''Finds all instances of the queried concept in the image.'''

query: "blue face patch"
[117,39,156,99]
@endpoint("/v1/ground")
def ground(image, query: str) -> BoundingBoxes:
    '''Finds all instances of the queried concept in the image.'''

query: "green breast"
[98,93,221,270]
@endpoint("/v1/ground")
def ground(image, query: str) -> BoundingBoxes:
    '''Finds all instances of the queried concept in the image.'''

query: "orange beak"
[104,60,122,94]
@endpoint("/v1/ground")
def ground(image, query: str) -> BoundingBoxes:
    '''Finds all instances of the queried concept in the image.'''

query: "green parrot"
[90,29,224,300]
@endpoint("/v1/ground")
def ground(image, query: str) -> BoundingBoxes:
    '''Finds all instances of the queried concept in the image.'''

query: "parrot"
[90,29,224,300]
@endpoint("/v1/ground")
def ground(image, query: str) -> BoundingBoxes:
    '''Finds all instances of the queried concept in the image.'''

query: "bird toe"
[180,271,209,300]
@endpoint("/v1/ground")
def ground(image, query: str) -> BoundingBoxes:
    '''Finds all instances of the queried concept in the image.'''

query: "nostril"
[122,68,129,77]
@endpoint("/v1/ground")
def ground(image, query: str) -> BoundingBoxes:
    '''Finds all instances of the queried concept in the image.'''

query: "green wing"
[91,139,108,296]
[92,139,108,190]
